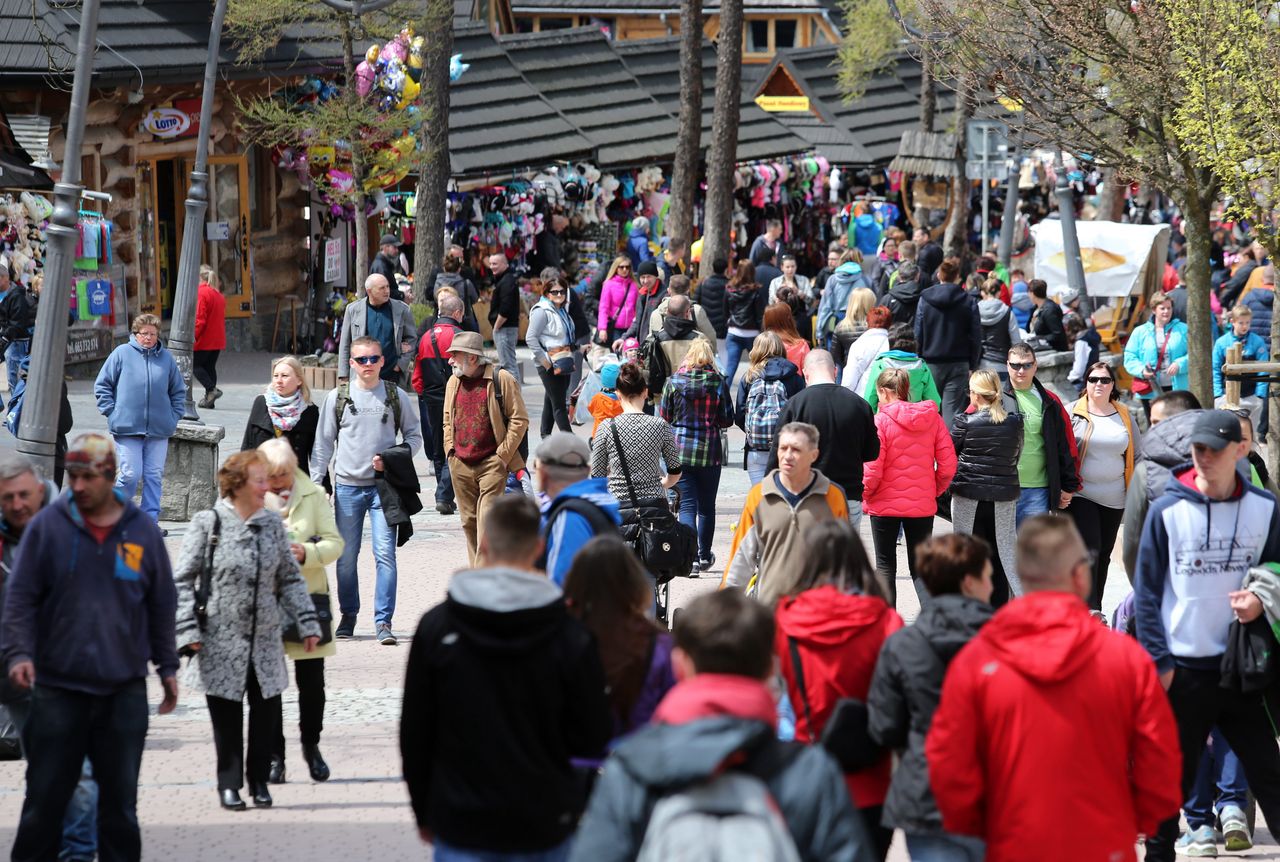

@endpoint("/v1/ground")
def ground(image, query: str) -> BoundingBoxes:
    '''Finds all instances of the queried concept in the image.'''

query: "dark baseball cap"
[1190,409,1244,450]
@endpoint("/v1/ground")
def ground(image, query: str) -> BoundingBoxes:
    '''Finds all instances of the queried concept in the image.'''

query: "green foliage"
[410,301,433,329]
[836,0,914,101]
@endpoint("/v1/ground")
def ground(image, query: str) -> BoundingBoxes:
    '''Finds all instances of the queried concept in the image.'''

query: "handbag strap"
[1155,325,1172,370]
[196,510,221,612]
[609,417,641,509]
[787,636,817,742]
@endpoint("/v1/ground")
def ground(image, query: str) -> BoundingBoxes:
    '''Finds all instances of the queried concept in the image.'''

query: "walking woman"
[258,438,343,785]
[528,277,577,435]
[241,356,320,469]
[596,256,639,346]
[659,338,735,573]
[774,519,903,860]
[830,287,876,369]
[841,306,892,394]
[1123,291,1189,421]
[1067,362,1137,612]
[173,450,321,811]
[735,332,804,485]
[867,533,993,862]
[723,261,767,383]
[194,264,227,408]
[590,362,682,504]
[93,313,186,522]
[863,368,957,607]
[764,301,810,369]
[949,370,1023,600]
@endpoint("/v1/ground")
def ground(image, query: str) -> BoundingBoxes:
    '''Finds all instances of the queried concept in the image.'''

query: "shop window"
[515,15,535,32]
[247,145,277,233]
[775,19,797,49]
[746,19,770,53]
[539,16,573,30]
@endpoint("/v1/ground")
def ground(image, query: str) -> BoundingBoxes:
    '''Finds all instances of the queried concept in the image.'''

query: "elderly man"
[487,252,523,386]
[649,275,716,344]
[534,433,620,587]
[338,274,417,385]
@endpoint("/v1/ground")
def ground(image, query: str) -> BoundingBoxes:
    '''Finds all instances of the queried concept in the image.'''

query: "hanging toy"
[450,54,470,82]
[355,60,375,97]
[407,37,426,83]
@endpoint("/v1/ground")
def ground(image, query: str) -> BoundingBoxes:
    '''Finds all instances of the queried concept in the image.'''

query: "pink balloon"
[381,38,407,63]
[355,61,375,97]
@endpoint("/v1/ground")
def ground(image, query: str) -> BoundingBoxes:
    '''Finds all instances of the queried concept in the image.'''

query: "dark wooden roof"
[511,0,827,10]
[614,36,809,162]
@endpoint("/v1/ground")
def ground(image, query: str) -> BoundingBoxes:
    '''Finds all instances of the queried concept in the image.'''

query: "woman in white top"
[841,305,893,393]
[1066,361,1138,612]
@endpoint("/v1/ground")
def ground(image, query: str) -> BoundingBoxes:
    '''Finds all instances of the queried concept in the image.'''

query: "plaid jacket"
[659,366,734,467]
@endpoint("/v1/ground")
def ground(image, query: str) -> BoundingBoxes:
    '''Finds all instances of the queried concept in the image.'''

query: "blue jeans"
[334,483,398,626]
[493,326,520,386]
[677,464,721,559]
[1185,727,1250,829]
[1015,486,1050,530]
[722,333,755,386]
[746,449,770,486]
[9,699,98,860]
[12,681,147,862]
[905,832,986,861]
[433,837,572,862]
[113,435,169,521]
[7,338,29,394]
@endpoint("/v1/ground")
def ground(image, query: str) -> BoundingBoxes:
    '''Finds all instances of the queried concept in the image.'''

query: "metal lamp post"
[16,0,102,478]
[1054,149,1089,310]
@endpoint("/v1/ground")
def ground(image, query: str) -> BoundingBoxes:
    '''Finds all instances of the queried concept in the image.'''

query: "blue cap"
[601,361,621,389]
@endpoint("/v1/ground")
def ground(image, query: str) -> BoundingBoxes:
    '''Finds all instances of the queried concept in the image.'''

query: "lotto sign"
[142,107,192,139]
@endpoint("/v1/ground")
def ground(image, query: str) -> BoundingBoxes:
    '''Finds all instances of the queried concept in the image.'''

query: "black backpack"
[641,333,672,397]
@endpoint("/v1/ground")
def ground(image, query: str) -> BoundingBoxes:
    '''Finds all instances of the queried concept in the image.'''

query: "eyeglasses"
[617,266,631,271]
[1087,376,1113,385]
[547,289,566,296]
[351,355,383,365]
[1008,362,1034,371]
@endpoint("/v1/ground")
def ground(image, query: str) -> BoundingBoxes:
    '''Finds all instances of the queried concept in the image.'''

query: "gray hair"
[257,438,298,476]
[438,293,465,319]
[778,421,820,449]
[0,454,38,483]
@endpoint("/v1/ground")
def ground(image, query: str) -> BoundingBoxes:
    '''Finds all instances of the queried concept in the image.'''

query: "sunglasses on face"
[1087,376,1114,385]
[548,289,566,296]
[1008,362,1034,371]
[618,266,631,271]
[351,355,383,365]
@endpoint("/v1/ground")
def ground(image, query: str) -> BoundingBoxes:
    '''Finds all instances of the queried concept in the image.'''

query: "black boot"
[249,781,273,808]
[219,788,247,811]
[302,743,330,782]
[268,755,286,784]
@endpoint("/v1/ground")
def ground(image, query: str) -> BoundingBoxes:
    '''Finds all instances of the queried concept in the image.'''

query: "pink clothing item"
[652,674,778,729]
[598,275,639,332]
[863,399,957,517]
[784,338,810,369]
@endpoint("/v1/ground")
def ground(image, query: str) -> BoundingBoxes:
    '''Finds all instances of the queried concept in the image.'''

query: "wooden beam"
[1224,343,1242,408]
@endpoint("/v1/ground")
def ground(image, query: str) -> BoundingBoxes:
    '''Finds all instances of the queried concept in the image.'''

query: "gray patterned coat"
[174,499,320,701]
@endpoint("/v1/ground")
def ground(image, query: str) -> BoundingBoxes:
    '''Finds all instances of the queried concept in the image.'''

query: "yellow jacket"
[1070,398,1137,491]
[281,469,344,660]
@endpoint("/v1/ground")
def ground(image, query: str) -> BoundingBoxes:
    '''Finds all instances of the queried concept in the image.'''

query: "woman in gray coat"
[174,450,321,811]
[527,276,577,435]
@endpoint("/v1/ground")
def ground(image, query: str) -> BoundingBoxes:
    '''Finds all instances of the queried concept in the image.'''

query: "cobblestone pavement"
[0,350,1275,859]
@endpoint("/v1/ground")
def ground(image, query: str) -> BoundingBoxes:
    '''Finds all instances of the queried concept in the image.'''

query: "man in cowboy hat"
[442,332,529,563]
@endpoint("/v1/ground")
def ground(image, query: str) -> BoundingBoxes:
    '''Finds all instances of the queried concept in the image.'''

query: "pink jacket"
[598,275,639,331]
[863,399,957,517]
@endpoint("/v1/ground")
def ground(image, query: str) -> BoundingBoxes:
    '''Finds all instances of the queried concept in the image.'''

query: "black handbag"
[609,420,697,582]
[1221,615,1280,693]
[193,511,221,632]
[283,593,334,646]
[788,636,884,772]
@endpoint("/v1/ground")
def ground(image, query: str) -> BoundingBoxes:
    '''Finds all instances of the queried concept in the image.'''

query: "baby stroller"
[619,487,696,629]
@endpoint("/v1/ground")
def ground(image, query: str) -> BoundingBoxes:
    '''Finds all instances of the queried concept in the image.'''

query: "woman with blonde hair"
[195,263,227,408]
[831,287,878,369]
[734,331,804,484]
[241,356,320,469]
[597,255,640,345]
[660,336,734,572]
[948,369,1023,599]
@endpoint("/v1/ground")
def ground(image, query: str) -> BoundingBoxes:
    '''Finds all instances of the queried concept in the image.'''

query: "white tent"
[1031,221,1171,298]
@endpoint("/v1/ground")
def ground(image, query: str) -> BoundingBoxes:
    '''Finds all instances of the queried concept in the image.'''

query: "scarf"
[265,387,305,432]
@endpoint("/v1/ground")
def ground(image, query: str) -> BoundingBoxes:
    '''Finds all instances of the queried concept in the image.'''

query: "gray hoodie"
[310,380,423,487]
[1122,409,1196,580]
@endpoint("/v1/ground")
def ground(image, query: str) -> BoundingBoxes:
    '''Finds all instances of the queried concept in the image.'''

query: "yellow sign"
[754,95,811,112]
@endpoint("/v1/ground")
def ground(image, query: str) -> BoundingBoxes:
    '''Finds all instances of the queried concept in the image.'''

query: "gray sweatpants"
[950,494,1021,596]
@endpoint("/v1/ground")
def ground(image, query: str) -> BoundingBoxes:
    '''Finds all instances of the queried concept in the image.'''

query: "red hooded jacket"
[776,585,904,808]
[863,399,957,518]
[926,592,1181,862]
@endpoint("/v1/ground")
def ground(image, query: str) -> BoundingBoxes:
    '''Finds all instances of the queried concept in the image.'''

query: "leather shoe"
[267,755,286,784]
[249,781,273,808]
[219,788,247,811]
[303,743,330,782]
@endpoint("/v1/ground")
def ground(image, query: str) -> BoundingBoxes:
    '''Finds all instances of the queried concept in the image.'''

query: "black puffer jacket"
[698,273,730,338]
[867,594,994,834]
[949,407,1024,501]
[725,282,766,330]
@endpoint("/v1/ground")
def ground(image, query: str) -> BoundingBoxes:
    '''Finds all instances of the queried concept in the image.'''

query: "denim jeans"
[1015,486,1050,530]
[677,464,721,559]
[722,333,755,387]
[433,837,572,862]
[7,338,29,394]
[905,832,986,861]
[745,449,770,486]
[493,326,520,386]
[13,680,148,862]
[334,483,398,626]
[113,435,169,521]
[1185,727,1250,829]
[9,699,98,861]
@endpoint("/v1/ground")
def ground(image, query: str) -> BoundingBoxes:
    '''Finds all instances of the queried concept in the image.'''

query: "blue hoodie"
[94,336,187,438]
[816,261,868,336]
[0,491,179,694]
[626,226,653,269]
[1010,280,1033,329]
[542,477,622,586]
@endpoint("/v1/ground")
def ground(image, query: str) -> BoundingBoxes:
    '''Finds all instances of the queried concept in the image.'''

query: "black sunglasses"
[352,355,383,365]
[1008,362,1034,371]
[547,289,566,296]
[1087,376,1114,385]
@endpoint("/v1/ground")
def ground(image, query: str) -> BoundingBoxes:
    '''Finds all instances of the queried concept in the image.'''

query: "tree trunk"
[414,0,453,303]
[699,0,743,280]
[1271,262,1280,485]
[667,0,703,263]
[341,20,370,296]
[942,75,976,259]
[919,43,936,134]
[1096,167,1124,222]
[1179,189,1215,407]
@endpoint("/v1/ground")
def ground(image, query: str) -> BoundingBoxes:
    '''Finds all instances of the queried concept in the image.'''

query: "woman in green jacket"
[863,325,941,413]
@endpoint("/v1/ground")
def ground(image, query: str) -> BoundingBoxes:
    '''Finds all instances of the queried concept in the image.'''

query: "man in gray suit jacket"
[339,274,418,385]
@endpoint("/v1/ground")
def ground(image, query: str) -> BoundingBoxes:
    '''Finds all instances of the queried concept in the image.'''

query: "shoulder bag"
[282,534,334,646]
[609,419,696,582]
[193,511,221,632]
[787,636,883,772]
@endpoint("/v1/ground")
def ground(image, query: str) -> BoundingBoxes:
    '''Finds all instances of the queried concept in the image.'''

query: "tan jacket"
[650,298,717,345]
[442,361,529,471]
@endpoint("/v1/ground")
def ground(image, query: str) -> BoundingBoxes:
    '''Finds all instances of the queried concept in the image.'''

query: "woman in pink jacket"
[597,256,640,345]
[863,367,957,609]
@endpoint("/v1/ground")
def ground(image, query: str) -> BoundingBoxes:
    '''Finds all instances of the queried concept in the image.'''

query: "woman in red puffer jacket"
[774,519,903,861]
[863,367,957,608]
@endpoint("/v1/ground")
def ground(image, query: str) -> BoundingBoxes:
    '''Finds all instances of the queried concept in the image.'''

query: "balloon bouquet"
[270,25,470,222]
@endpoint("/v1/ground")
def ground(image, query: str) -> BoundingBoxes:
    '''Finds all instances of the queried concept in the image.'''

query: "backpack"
[334,380,400,440]
[636,743,804,862]
[535,496,619,571]
[886,288,919,326]
[744,375,788,451]
[641,333,672,397]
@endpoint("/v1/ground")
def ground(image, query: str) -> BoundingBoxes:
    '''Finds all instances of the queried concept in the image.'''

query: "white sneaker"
[1219,805,1252,852]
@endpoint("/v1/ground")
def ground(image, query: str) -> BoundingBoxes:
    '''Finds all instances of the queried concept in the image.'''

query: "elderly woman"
[174,450,321,811]
[241,356,319,469]
[259,438,344,785]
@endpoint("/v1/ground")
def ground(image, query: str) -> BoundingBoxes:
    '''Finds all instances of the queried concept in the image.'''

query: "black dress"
[241,396,319,471]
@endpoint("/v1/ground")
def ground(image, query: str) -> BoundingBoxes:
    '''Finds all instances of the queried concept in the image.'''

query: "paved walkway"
[0,350,1275,859]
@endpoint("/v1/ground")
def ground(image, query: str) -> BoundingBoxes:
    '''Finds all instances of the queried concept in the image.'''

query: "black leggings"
[537,365,572,436]
[207,668,281,790]
[193,349,219,392]
[275,658,326,758]
[1066,495,1123,610]
[869,515,934,609]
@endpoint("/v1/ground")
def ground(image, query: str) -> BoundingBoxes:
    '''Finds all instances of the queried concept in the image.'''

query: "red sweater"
[194,282,226,350]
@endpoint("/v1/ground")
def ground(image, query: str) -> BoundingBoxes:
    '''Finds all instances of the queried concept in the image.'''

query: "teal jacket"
[1123,319,1189,399]
[1212,329,1269,398]
[863,350,942,412]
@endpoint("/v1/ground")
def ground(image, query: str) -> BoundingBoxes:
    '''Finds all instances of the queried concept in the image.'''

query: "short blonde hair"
[680,337,717,371]
[131,313,161,334]
[257,438,298,476]
[1148,291,1172,310]
[1232,305,1254,320]
[269,355,311,404]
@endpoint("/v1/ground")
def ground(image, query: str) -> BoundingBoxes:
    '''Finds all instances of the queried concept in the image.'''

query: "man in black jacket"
[401,494,611,858]
[370,234,405,301]
[0,261,35,396]
[914,259,981,428]
[487,252,522,385]
[768,350,879,529]
[697,257,730,342]
[913,227,944,285]
[1028,279,1067,351]
[1004,343,1080,527]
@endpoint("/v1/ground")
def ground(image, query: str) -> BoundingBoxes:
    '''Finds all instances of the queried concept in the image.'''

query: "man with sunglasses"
[312,336,423,646]
[1004,343,1080,527]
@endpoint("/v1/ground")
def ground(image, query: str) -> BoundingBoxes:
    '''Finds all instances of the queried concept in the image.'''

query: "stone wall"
[160,421,225,521]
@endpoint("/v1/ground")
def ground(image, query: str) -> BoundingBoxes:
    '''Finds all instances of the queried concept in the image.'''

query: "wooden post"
[1224,343,1243,408]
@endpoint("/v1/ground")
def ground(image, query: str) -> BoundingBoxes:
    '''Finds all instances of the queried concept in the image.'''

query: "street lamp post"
[16,0,102,478]
[1054,149,1089,313]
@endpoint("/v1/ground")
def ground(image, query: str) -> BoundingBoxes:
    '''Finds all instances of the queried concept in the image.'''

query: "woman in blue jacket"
[93,313,187,520]
[1123,291,1189,423]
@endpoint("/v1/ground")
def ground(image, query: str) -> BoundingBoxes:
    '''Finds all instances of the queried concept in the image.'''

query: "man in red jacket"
[926,515,1181,862]
[410,293,464,515]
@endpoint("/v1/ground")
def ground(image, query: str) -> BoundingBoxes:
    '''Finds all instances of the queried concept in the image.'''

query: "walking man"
[411,292,465,515]
[338,274,417,387]
[443,331,529,563]
[915,258,980,427]
[2,433,179,862]
[534,432,620,586]
[370,234,405,301]
[311,336,423,645]
[487,252,522,385]
[1004,343,1080,526]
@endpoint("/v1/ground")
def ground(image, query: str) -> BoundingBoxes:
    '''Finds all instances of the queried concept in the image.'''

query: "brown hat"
[449,331,489,359]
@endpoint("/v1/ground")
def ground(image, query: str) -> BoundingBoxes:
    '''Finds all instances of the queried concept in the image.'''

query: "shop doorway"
[137,153,253,319]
